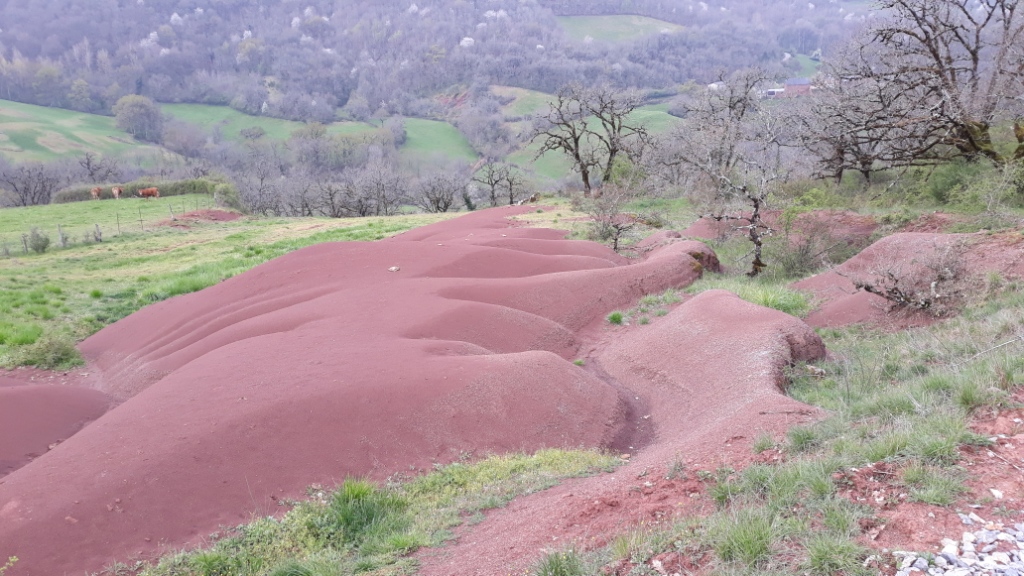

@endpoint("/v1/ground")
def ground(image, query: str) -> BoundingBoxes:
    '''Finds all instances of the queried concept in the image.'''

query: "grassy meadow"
[492,85,552,118]
[0,99,164,163]
[399,117,478,168]
[162,104,377,142]
[0,195,455,367]
[556,14,684,42]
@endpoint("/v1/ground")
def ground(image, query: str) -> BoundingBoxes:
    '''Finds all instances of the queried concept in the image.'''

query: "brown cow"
[137,187,160,199]
[90,187,101,200]
[111,186,123,200]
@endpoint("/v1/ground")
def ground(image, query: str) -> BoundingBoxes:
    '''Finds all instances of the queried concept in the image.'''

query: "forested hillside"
[0,0,865,121]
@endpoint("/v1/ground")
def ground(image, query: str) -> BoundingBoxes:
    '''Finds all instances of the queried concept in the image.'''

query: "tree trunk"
[603,149,618,184]
[1013,121,1024,162]
[580,167,592,198]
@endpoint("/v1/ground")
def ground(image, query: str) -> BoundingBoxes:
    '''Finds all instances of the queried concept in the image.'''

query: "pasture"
[162,104,377,142]
[0,99,162,163]
[556,14,684,42]
[492,85,552,118]
[793,54,821,78]
[0,195,455,367]
[400,117,479,168]
[630,103,678,134]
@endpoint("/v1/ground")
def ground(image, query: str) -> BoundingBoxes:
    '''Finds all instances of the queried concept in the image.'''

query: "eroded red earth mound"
[796,231,1024,328]
[1,208,750,575]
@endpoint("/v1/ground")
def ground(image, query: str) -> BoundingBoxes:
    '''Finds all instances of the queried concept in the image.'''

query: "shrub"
[28,228,50,254]
[53,178,224,203]
[12,332,83,369]
[607,311,624,325]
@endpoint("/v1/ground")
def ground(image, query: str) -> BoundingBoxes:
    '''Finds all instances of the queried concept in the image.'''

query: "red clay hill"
[0,207,828,575]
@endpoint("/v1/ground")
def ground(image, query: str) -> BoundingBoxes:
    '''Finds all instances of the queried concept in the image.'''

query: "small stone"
[387,266,400,272]
[990,488,1004,499]
[962,542,975,553]
[934,555,949,568]
[912,557,929,571]
[969,512,985,524]
[900,555,916,569]
[1005,569,1021,576]
[982,543,996,553]
[963,532,977,544]
[960,513,974,525]
[992,552,1012,564]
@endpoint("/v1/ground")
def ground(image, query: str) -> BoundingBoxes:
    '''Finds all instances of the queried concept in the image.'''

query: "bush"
[28,228,50,254]
[53,178,224,203]
[213,183,244,212]
[11,333,83,369]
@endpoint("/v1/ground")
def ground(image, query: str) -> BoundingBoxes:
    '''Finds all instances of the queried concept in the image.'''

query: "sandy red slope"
[417,290,826,575]
[0,208,719,576]
[0,384,111,478]
[796,231,1024,328]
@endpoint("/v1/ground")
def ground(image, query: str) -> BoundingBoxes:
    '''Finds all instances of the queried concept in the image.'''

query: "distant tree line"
[0,0,862,123]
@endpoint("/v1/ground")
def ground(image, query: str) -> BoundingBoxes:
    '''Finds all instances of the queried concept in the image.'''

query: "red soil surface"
[1,207,766,576]
[795,231,1024,328]
[831,390,1024,569]
[417,289,825,575]
[158,209,242,228]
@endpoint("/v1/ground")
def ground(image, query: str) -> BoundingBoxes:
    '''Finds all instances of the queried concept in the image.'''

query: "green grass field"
[0,99,163,163]
[556,15,684,42]
[399,117,479,168]
[162,104,377,142]
[630,103,678,134]
[0,197,455,367]
[793,54,821,78]
[491,85,553,118]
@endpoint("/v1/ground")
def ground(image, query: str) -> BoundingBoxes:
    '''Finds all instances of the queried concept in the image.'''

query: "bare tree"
[232,144,285,216]
[354,160,406,216]
[659,69,789,276]
[471,161,529,207]
[0,160,69,207]
[822,0,1024,171]
[532,84,650,197]
[77,152,121,183]
[416,171,467,213]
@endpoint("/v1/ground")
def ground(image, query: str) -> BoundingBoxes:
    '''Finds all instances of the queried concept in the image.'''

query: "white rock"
[990,488,1004,499]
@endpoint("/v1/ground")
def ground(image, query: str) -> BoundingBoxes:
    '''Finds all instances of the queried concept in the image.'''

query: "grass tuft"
[532,549,585,576]
[711,508,775,567]
[684,275,811,317]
